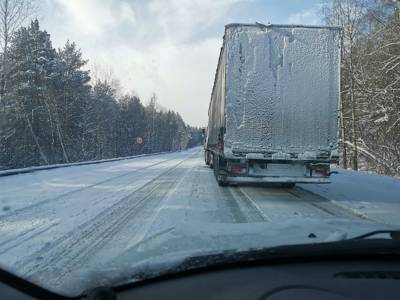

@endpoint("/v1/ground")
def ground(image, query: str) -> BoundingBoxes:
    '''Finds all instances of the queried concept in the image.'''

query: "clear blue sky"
[41,0,324,126]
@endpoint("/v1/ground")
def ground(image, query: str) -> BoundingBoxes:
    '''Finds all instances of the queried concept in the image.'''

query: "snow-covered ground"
[299,168,400,226]
[0,147,399,296]
[0,151,186,217]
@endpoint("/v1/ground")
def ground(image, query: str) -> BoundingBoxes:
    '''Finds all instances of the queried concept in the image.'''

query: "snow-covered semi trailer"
[205,24,341,186]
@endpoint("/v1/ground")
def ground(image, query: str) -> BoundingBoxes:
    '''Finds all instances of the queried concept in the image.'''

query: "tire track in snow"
[17,152,198,286]
[0,222,59,256]
[221,187,268,223]
[0,156,179,224]
[0,155,188,258]
[129,157,197,247]
[236,187,272,222]
[181,153,269,224]
[286,187,371,220]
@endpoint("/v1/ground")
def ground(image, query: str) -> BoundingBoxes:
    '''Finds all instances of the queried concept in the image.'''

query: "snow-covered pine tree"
[57,41,91,162]
[6,19,60,166]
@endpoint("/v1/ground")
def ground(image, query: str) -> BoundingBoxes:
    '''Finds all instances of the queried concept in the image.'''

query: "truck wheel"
[204,151,209,166]
[281,183,296,188]
[213,154,218,177]
[217,177,228,186]
[213,155,228,186]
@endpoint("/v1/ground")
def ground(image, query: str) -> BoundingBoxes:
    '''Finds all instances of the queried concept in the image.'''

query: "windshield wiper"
[350,230,400,240]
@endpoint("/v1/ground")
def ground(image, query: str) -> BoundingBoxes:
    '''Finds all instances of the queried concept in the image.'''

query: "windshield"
[0,0,399,297]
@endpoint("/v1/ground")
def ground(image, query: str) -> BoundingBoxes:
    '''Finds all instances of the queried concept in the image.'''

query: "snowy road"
[0,147,399,295]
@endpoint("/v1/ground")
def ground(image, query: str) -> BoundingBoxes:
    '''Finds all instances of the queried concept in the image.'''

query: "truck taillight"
[227,165,247,175]
[312,165,330,177]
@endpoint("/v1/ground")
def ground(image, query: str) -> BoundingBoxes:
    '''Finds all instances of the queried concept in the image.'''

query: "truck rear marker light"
[228,166,246,175]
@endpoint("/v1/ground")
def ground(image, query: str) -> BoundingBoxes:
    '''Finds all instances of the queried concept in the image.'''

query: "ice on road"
[0,147,399,295]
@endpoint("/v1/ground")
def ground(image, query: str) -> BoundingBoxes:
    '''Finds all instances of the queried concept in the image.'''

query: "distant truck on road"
[205,23,341,187]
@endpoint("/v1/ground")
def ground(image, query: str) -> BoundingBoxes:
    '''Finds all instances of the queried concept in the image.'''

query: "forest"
[0,15,202,170]
[321,0,400,176]
[0,0,399,177]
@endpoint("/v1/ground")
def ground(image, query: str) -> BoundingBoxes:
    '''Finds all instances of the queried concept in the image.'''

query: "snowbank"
[0,151,171,177]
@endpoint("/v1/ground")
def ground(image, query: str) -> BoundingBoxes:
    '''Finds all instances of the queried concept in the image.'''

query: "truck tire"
[213,154,227,186]
[212,154,218,177]
[281,183,296,188]
[204,151,209,166]
[217,177,228,186]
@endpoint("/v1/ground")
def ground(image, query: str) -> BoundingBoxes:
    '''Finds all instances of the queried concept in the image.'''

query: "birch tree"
[322,0,369,170]
[0,0,35,108]
[322,0,400,175]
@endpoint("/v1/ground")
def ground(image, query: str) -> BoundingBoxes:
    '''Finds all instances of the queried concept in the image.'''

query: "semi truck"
[204,23,342,186]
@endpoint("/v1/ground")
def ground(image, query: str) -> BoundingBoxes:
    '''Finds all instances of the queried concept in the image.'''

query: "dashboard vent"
[334,271,400,280]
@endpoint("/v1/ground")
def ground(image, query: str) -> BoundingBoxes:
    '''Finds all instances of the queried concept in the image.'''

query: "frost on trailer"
[205,24,342,186]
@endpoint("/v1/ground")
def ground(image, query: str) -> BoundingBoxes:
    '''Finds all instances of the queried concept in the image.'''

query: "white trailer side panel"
[224,25,341,157]
[207,45,227,148]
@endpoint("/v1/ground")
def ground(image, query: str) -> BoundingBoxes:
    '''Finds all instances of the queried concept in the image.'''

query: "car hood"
[46,217,397,297]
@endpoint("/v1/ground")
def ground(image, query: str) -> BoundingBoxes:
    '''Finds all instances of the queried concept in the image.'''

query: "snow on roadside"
[0,150,196,217]
[0,152,171,177]
[300,167,400,226]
